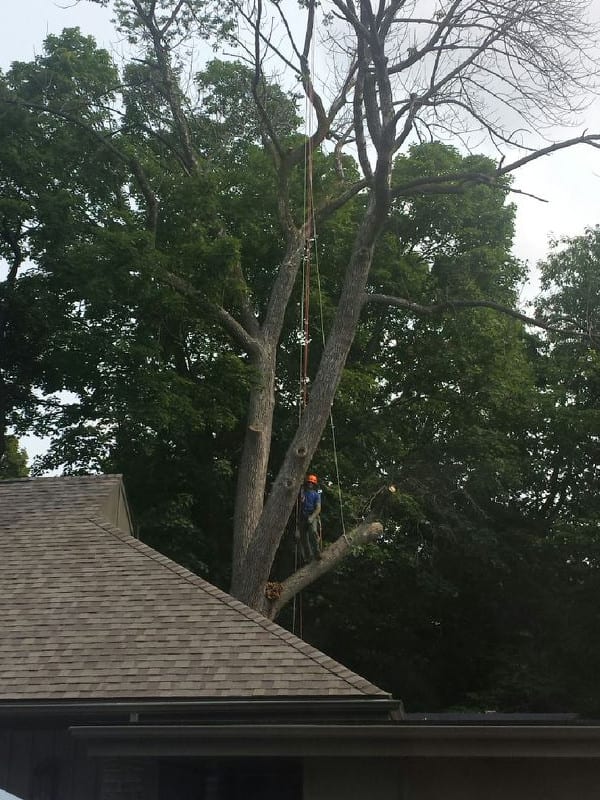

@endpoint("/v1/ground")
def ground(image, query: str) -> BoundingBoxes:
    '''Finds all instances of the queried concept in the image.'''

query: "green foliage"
[4,25,600,715]
[0,436,28,478]
[294,221,600,713]
[390,143,523,301]
[196,60,301,151]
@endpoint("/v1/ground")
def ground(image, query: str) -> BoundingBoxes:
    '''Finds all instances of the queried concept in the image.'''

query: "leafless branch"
[160,271,263,358]
[315,178,369,222]
[267,520,383,618]
[498,132,600,174]
[363,293,593,337]
[131,0,199,174]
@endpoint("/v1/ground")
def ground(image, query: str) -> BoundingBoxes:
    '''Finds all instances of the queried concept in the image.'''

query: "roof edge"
[0,697,399,721]
[69,722,600,759]
[88,515,391,699]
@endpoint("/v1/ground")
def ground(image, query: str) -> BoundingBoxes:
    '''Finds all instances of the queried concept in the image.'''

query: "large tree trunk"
[232,198,389,609]
[230,345,276,595]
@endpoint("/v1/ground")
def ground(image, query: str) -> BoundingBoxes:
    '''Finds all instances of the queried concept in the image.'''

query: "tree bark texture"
[230,345,276,595]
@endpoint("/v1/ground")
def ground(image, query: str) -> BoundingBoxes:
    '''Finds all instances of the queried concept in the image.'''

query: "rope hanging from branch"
[292,44,349,637]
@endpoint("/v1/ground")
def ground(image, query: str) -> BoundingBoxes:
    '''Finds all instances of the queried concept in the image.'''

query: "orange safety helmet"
[306,474,318,485]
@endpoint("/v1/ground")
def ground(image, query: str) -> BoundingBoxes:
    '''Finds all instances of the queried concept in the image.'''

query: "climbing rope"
[292,22,350,637]
[312,220,349,544]
[292,64,316,640]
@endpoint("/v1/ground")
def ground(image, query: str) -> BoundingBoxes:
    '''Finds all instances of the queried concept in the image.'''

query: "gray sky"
[0,0,117,64]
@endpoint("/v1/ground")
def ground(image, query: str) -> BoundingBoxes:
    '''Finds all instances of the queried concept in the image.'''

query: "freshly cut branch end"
[265,581,284,600]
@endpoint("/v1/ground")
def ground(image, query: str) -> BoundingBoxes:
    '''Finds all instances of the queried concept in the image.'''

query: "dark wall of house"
[0,727,301,800]
[305,757,399,800]
[3,725,600,800]
[307,755,600,800]
[401,757,600,800]
[0,726,99,800]
[99,759,158,800]
[157,753,600,800]
[159,758,302,800]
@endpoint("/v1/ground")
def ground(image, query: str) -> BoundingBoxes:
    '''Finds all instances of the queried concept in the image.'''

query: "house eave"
[69,722,600,759]
[0,696,398,724]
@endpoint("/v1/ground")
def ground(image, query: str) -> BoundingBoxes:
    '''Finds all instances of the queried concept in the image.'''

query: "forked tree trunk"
[231,198,388,609]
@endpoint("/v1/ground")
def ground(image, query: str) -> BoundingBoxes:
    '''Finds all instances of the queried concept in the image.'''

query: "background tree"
[0,436,28,478]
[300,226,600,713]
[3,0,600,618]
[0,29,125,462]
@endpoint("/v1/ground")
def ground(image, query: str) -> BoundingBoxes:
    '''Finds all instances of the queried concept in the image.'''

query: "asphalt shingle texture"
[0,475,388,700]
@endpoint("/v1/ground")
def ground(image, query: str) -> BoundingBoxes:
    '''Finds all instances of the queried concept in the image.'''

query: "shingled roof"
[0,475,388,701]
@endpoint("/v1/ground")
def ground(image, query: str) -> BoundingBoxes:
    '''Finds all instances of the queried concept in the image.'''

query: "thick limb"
[267,520,383,619]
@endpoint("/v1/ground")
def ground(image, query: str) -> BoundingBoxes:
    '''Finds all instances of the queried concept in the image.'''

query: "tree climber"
[299,473,322,562]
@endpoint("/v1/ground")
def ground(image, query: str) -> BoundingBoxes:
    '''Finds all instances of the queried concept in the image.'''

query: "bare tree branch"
[315,178,370,222]
[160,271,264,358]
[266,521,383,619]
[363,293,592,337]
[131,0,200,174]
[497,132,600,175]
[389,132,600,200]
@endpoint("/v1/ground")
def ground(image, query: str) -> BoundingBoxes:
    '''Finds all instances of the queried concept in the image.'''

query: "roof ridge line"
[87,516,386,697]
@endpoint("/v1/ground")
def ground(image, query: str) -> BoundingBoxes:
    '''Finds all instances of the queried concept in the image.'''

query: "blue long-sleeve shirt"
[301,488,321,518]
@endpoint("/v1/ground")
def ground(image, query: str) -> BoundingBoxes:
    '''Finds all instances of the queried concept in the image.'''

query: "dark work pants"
[299,516,320,561]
